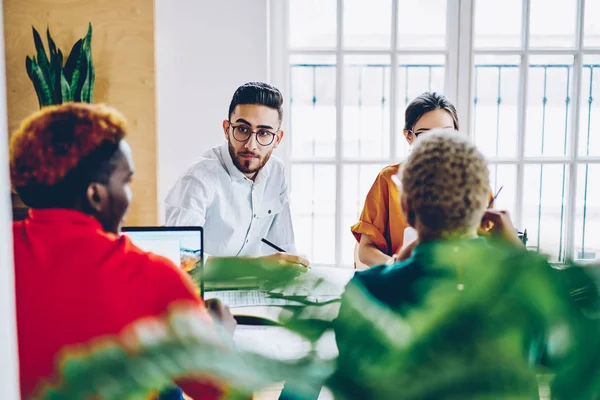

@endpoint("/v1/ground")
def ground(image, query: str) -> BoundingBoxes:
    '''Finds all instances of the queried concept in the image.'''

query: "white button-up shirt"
[164,142,296,257]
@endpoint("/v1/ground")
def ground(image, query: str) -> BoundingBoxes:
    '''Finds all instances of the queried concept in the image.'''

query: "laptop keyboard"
[204,290,304,307]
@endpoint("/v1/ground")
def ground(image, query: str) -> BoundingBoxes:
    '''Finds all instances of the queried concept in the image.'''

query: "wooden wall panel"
[3,0,157,225]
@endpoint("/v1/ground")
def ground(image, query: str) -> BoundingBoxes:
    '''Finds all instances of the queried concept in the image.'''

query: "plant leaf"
[25,56,42,108]
[75,52,89,102]
[60,69,71,103]
[87,57,95,103]
[29,58,52,107]
[46,27,58,60]
[63,39,82,83]
[82,23,94,103]
[46,27,59,104]
[25,56,33,78]
[54,49,64,103]
[31,27,51,90]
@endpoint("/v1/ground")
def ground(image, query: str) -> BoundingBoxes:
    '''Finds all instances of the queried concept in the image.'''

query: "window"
[472,0,600,262]
[272,0,599,267]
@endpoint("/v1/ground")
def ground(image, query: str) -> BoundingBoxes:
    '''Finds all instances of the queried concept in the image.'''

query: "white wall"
[155,0,270,223]
[0,0,21,396]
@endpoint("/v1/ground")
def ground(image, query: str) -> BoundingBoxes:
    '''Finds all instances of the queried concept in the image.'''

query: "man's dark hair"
[16,142,122,209]
[10,103,127,209]
[228,82,284,123]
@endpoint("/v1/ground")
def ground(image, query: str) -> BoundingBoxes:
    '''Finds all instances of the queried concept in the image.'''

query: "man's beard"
[228,140,272,175]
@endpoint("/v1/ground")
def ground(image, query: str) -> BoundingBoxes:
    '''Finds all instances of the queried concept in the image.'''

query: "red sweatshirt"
[13,209,220,399]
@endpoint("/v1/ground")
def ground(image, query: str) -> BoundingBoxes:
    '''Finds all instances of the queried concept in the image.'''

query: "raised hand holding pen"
[481,186,504,232]
[479,210,524,248]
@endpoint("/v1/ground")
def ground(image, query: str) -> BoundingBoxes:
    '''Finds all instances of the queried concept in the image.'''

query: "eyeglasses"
[229,123,278,146]
[408,129,427,138]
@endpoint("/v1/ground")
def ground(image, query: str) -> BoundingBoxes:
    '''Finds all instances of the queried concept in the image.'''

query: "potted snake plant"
[25,23,95,107]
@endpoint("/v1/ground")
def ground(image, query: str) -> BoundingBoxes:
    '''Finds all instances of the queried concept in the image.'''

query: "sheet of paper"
[234,326,338,361]
[403,227,418,244]
[234,325,311,360]
[271,267,355,298]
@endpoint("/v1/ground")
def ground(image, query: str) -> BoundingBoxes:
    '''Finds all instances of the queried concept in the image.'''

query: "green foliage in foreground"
[36,243,600,399]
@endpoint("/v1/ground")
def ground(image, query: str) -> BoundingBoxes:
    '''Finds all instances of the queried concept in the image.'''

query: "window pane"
[529,0,577,48]
[474,0,522,49]
[290,165,336,264]
[579,55,600,156]
[525,55,574,157]
[343,55,391,159]
[575,164,600,260]
[289,0,337,48]
[290,55,336,159]
[473,55,520,158]
[341,164,386,266]
[584,0,600,48]
[487,164,517,218]
[396,54,446,158]
[523,164,569,262]
[397,0,447,49]
[343,0,392,48]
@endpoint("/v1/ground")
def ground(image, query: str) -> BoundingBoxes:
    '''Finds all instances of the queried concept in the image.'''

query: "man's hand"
[478,210,523,247]
[205,298,237,335]
[259,252,310,271]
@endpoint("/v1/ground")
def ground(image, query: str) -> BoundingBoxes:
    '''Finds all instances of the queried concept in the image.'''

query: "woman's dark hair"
[228,82,284,122]
[404,92,459,131]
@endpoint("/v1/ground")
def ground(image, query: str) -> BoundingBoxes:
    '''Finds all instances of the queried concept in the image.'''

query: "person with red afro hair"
[10,103,235,399]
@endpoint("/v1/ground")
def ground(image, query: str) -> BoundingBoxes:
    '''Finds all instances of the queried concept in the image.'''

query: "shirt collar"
[220,141,271,185]
[27,208,104,230]
[221,142,247,182]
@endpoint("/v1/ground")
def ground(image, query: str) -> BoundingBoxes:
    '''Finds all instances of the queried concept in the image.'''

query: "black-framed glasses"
[229,123,278,146]
[408,129,427,138]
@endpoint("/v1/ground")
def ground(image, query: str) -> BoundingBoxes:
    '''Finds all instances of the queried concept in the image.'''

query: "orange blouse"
[351,164,408,257]
[351,163,494,257]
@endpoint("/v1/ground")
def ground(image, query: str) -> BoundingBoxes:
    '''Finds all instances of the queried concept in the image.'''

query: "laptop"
[121,226,204,297]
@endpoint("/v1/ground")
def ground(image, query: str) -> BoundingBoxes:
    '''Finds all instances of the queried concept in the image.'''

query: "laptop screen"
[121,227,204,296]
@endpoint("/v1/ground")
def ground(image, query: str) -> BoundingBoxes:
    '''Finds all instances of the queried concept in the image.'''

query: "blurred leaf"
[37,307,333,400]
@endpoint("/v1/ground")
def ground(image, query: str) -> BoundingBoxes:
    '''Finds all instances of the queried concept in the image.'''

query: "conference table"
[210,266,356,400]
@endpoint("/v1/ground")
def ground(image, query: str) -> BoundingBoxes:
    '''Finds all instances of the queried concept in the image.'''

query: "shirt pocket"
[255,200,283,220]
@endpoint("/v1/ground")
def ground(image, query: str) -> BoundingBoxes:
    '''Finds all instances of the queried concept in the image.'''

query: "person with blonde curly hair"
[338,128,523,316]
[10,103,234,400]
[351,128,523,287]
[399,129,492,241]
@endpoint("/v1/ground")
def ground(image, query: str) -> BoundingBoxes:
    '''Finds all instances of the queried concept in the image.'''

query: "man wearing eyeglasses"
[165,82,308,268]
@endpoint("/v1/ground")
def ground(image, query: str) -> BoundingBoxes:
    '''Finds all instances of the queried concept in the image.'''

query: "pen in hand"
[261,238,310,268]
[261,238,286,253]
[488,185,503,208]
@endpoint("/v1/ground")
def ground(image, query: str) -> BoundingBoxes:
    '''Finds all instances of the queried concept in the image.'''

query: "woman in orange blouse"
[351,92,460,267]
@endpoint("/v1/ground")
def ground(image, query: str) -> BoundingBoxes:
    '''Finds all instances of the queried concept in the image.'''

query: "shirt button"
[253,214,257,218]
[246,239,249,243]
[268,210,272,214]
